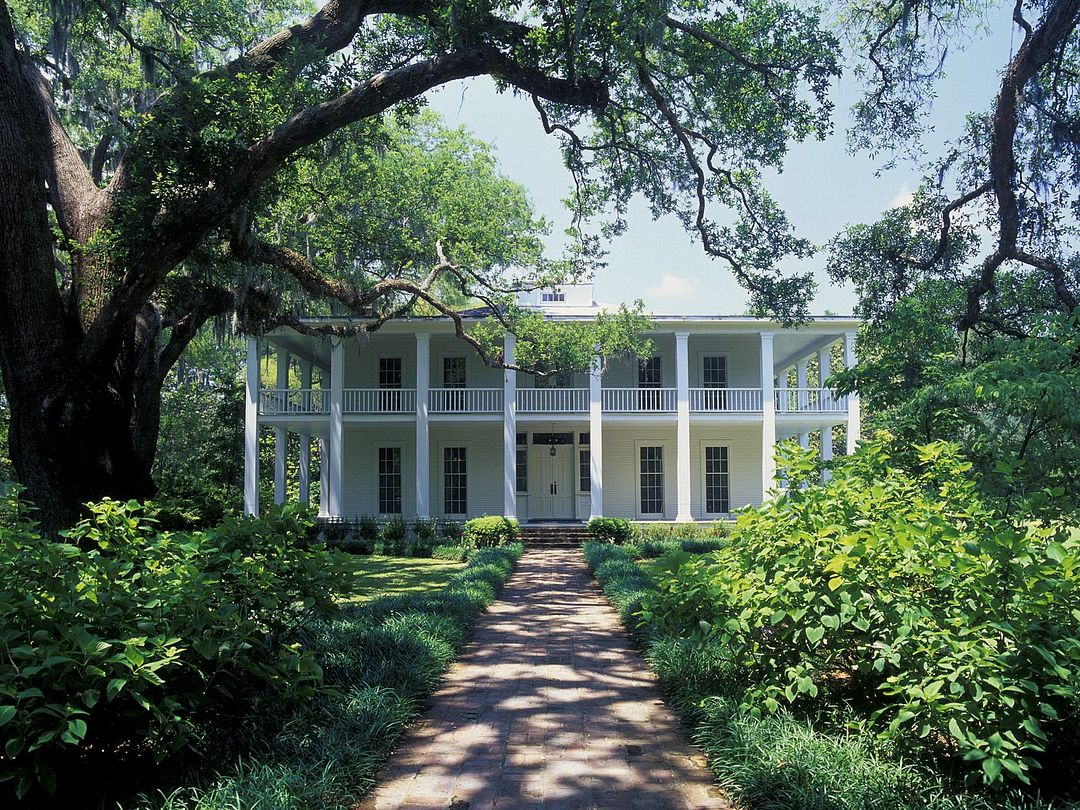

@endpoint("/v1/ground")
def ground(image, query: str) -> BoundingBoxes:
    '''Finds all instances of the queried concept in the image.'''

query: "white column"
[244,337,260,517]
[328,339,344,517]
[415,333,431,518]
[675,331,691,522]
[503,333,517,519]
[760,332,776,500]
[819,346,833,481]
[589,356,604,519]
[318,372,329,517]
[298,360,312,507]
[777,366,789,413]
[274,347,289,505]
[844,331,861,454]
[797,358,810,449]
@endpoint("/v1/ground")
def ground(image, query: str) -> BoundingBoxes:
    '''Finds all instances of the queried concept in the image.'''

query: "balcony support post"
[298,360,312,507]
[675,331,691,522]
[503,333,517,520]
[327,339,344,518]
[844,331,860,454]
[244,337,260,516]
[589,356,604,519]
[760,332,776,501]
[819,345,833,481]
[415,333,431,518]
[797,358,810,449]
[274,347,289,505]
[318,372,329,516]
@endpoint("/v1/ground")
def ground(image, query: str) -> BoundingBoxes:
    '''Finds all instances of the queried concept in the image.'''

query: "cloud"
[887,184,915,209]
[646,272,692,300]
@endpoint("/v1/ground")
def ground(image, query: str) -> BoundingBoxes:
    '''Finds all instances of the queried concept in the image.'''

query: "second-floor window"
[443,357,466,388]
[379,357,402,388]
[541,291,565,302]
[638,356,662,410]
[702,355,728,410]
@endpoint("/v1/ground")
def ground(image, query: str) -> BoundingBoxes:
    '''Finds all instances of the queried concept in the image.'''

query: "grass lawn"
[340,555,465,603]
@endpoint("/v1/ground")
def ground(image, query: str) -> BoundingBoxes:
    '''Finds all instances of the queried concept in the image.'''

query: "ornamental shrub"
[380,515,408,555]
[0,498,352,800]
[462,515,520,548]
[586,517,633,544]
[640,439,1080,786]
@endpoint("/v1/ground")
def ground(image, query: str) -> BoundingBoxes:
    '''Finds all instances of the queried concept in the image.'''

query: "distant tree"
[0,0,839,529]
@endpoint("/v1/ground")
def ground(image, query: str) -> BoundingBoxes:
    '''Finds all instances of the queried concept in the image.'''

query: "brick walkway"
[360,548,729,810]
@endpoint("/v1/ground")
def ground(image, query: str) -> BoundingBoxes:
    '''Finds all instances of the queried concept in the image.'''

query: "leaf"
[981,757,1002,782]
[805,626,825,645]
[0,706,15,727]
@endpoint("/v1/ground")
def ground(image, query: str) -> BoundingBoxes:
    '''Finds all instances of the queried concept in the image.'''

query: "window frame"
[442,356,467,388]
[375,445,403,515]
[442,445,468,516]
[578,448,591,494]
[637,443,665,517]
[701,444,731,516]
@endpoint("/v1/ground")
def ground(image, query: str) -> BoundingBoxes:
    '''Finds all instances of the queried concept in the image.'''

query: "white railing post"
[675,332,691,522]
[819,344,833,481]
[328,339,344,518]
[590,356,604,519]
[415,333,430,518]
[777,367,789,413]
[244,337,259,517]
[845,331,860,454]
[318,372,329,517]
[274,347,289,505]
[299,360,312,506]
[761,332,776,501]
[503,333,517,520]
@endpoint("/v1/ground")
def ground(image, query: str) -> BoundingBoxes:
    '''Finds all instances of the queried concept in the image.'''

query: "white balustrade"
[258,388,328,415]
[775,387,847,413]
[602,387,677,413]
[688,387,763,412]
[344,388,417,413]
[516,388,589,413]
[429,387,503,413]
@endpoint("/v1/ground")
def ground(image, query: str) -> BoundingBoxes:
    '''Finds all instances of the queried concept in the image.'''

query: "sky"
[424,4,1021,316]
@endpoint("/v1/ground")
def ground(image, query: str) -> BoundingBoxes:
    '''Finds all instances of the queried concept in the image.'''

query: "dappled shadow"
[341,556,465,604]
[360,549,729,809]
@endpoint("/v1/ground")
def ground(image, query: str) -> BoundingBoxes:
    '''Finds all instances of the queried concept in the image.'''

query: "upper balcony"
[257,385,848,417]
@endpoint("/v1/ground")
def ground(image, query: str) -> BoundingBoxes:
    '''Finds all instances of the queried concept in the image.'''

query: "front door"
[530,443,574,519]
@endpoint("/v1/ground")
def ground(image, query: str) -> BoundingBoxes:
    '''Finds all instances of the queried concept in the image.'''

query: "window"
[377,447,402,514]
[579,432,590,445]
[638,356,662,410]
[531,432,574,445]
[516,448,528,493]
[378,357,403,410]
[541,291,566,302]
[704,446,730,514]
[536,370,572,388]
[579,449,590,493]
[443,447,467,514]
[702,355,728,410]
[639,446,664,515]
[443,357,466,387]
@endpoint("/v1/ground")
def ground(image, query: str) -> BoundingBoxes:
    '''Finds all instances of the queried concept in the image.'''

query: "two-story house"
[243,284,860,522]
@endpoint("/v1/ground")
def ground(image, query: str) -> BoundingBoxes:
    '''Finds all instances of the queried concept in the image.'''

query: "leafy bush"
[440,520,463,544]
[432,544,469,562]
[587,516,633,543]
[356,515,380,544]
[641,440,1080,786]
[140,543,524,809]
[380,515,408,555]
[0,500,352,800]
[462,515,520,548]
[412,518,438,542]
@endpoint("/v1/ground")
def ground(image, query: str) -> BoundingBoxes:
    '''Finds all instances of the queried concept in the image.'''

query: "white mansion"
[243,285,860,522]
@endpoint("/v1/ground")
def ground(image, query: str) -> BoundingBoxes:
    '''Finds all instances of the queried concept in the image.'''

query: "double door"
[529,443,575,519]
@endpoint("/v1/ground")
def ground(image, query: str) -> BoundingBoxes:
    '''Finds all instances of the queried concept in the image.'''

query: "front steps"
[519,523,590,549]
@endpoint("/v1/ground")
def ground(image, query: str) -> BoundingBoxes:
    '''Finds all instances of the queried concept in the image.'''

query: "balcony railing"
[602,387,677,413]
[517,388,589,413]
[344,388,416,414]
[689,387,763,412]
[776,387,847,413]
[259,388,327,415]
[429,387,503,413]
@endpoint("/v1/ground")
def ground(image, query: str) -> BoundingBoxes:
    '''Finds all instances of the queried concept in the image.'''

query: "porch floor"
[360,547,729,809]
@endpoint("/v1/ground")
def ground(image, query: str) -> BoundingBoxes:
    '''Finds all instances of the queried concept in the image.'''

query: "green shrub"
[642,439,1080,786]
[356,515,380,543]
[432,544,469,562]
[440,520,463,544]
[0,500,352,800]
[412,518,438,542]
[380,515,408,555]
[462,515,520,548]
[587,516,633,543]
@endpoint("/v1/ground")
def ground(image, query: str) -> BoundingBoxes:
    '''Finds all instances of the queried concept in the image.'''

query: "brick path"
[360,548,729,809]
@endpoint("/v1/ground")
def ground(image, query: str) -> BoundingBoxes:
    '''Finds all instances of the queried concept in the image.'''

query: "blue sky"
[426,5,1019,315]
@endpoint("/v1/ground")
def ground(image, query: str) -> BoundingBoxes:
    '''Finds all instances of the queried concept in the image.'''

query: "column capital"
[416,331,431,344]
[674,330,690,340]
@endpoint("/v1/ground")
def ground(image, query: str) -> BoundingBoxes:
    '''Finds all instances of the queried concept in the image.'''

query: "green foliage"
[138,543,523,809]
[641,439,1080,786]
[0,499,351,800]
[586,516,634,544]
[462,515,520,549]
[380,515,408,555]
